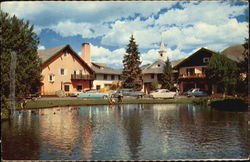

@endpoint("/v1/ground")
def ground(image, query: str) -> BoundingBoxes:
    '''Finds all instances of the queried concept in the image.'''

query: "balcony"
[71,74,95,80]
[178,73,206,79]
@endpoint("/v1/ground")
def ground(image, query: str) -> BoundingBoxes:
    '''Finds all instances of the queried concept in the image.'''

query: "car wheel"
[103,95,108,99]
[137,95,143,99]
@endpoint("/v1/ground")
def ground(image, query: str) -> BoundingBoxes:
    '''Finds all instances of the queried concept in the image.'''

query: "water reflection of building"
[81,116,93,159]
[39,107,79,155]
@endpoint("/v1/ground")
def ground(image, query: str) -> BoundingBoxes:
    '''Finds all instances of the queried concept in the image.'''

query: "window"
[160,54,163,57]
[118,75,121,80]
[79,70,83,75]
[60,68,65,75]
[104,74,107,80]
[48,74,55,82]
[111,75,115,80]
[151,74,154,79]
[203,57,209,63]
[64,85,70,92]
[157,64,161,67]
[186,68,195,76]
[96,85,101,90]
[77,84,82,91]
[64,52,67,56]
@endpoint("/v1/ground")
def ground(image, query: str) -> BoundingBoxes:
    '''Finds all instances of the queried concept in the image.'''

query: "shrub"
[150,81,159,91]
[210,98,247,110]
[192,97,209,105]
[110,84,118,90]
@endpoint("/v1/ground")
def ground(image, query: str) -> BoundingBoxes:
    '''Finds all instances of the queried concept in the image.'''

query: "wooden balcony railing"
[178,73,206,79]
[71,74,95,80]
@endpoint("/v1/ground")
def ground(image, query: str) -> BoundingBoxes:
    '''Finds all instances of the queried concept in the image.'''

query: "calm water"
[2,104,249,160]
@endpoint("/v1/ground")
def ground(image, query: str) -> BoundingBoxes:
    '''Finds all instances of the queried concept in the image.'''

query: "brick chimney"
[81,43,91,66]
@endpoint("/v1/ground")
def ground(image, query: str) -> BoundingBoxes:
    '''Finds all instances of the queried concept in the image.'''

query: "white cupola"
[158,38,167,61]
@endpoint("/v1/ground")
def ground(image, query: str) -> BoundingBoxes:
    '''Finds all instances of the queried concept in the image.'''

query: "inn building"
[38,44,95,95]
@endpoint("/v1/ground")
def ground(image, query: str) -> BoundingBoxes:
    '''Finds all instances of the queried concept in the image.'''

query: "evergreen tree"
[0,12,41,112]
[122,35,142,90]
[158,57,174,90]
[206,53,237,96]
[237,38,248,95]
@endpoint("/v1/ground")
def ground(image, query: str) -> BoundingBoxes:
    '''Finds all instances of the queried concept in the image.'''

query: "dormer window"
[203,57,209,63]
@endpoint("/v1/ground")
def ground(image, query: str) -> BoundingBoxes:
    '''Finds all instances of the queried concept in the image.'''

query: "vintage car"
[70,89,86,97]
[77,89,111,99]
[149,89,176,99]
[112,89,144,98]
[184,88,208,97]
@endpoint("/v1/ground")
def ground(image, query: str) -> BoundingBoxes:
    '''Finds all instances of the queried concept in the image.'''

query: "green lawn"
[24,98,195,109]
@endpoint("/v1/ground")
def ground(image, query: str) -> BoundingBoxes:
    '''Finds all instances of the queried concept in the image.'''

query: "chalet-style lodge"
[37,39,245,96]
[173,48,216,94]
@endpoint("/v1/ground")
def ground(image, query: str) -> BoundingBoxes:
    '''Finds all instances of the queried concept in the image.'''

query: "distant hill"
[221,44,246,62]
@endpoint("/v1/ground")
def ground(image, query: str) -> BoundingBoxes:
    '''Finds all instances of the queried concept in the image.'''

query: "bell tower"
[158,38,167,61]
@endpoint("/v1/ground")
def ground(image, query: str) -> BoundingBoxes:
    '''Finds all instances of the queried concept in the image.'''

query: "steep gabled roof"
[37,44,94,74]
[140,64,150,70]
[142,59,165,74]
[221,44,246,62]
[38,45,68,63]
[141,58,184,74]
[91,62,122,75]
[173,47,217,69]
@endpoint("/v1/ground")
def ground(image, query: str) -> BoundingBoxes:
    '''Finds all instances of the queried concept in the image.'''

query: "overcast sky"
[2,1,249,68]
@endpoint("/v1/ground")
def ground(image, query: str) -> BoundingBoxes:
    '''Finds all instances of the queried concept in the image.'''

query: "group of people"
[107,91,123,105]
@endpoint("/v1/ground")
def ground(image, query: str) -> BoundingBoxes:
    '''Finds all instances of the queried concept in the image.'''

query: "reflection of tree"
[122,105,143,159]
[178,105,211,146]
[2,116,41,160]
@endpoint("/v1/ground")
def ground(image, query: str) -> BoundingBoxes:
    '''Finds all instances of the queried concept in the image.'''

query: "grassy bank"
[12,97,248,111]
[22,98,195,109]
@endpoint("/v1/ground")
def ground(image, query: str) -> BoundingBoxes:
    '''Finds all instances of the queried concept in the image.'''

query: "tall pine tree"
[1,12,42,118]
[122,35,142,91]
[158,57,174,90]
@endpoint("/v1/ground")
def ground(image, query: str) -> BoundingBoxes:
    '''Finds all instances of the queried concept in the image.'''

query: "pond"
[1,104,249,160]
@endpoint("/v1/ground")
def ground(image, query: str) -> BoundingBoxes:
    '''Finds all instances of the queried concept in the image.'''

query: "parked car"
[184,88,208,97]
[77,89,111,99]
[70,89,86,97]
[112,89,144,98]
[149,89,176,99]
[25,93,41,100]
